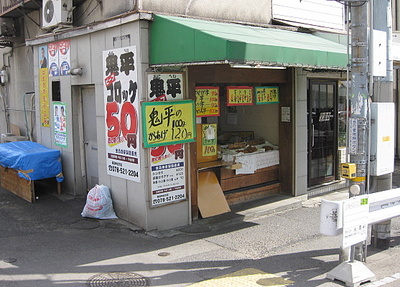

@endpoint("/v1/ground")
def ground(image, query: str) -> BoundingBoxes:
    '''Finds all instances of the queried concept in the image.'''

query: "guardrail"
[320,188,400,237]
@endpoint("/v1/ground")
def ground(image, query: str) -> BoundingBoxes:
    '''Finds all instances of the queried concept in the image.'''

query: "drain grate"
[86,272,148,286]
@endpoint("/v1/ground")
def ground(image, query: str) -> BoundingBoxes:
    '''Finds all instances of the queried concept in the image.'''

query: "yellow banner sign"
[195,86,220,117]
[227,86,253,106]
[255,86,279,104]
[39,68,50,127]
[142,100,196,147]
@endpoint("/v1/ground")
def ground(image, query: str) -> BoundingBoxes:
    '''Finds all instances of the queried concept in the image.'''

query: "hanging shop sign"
[147,72,184,101]
[142,100,196,148]
[147,72,187,207]
[195,86,220,117]
[227,86,253,106]
[103,46,141,182]
[201,123,217,157]
[255,86,279,104]
[53,102,68,147]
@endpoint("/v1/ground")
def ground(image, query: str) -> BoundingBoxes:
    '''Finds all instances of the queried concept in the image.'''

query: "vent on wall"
[42,0,73,29]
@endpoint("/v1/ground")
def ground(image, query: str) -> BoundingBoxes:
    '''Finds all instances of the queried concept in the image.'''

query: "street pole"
[347,0,370,262]
[349,0,370,195]
[347,0,394,255]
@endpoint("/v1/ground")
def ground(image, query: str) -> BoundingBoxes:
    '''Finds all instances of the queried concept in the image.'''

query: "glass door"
[308,80,338,186]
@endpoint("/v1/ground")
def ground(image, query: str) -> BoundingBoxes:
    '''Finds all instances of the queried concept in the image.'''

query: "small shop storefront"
[187,65,288,219]
[150,15,349,220]
[27,13,348,231]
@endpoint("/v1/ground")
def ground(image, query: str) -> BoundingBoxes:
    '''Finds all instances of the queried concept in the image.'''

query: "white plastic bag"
[81,184,118,219]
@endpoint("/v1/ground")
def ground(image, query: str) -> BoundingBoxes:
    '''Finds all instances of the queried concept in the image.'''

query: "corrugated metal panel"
[273,0,345,31]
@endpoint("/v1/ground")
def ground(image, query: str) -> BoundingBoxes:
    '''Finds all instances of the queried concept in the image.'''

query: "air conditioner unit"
[42,0,73,29]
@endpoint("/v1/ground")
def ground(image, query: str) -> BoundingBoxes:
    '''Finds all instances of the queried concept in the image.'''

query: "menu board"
[195,86,220,117]
[227,86,253,106]
[255,86,279,104]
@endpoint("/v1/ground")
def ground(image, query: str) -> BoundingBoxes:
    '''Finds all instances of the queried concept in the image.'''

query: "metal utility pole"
[348,1,370,195]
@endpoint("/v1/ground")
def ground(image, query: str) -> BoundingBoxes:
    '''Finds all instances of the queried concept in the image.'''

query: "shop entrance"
[307,79,338,187]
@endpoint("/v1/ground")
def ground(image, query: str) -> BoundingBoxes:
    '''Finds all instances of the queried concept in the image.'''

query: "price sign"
[255,86,279,104]
[227,86,253,106]
[201,124,217,156]
[142,100,196,147]
[195,86,220,117]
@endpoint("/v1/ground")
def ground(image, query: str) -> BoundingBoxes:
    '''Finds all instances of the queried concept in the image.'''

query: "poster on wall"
[255,86,279,104]
[103,46,141,182]
[58,40,71,76]
[53,102,68,147]
[227,86,253,106]
[141,100,196,148]
[39,46,50,127]
[150,144,186,206]
[48,42,59,77]
[195,86,220,117]
[201,123,217,156]
[39,45,48,69]
[147,72,187,207]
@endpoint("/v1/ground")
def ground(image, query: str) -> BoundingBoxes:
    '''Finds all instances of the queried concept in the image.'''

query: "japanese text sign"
[201,124,217,156]
[103,46,141,182]
[142,100,196,148]
[342,196,369,248]
[195,86,220,117]
[47,40,71,76]
[147,73,184,101]
[39,66,50,127]
[227,86,253,106]
[255,86,279,104]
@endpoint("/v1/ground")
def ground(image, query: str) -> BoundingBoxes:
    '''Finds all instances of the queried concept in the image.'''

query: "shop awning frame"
[150,15,349,70]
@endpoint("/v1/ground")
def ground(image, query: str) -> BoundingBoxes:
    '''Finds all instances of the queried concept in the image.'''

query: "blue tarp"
[0,141,64,182]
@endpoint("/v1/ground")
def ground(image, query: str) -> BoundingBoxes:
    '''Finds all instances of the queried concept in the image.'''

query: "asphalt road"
[1,166,400,286]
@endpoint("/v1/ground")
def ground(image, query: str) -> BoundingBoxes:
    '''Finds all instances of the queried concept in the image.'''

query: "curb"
[237,194,308,221]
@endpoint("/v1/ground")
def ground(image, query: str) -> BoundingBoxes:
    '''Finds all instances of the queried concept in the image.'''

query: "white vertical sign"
[342,196,369,248]
[103,46,141,182]
[147,73,187,206]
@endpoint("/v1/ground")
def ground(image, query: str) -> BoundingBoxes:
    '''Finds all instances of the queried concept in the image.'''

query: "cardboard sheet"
[197,171,230,218]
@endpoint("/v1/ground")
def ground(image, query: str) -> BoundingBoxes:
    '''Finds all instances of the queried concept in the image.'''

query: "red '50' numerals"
[106,102,138,138]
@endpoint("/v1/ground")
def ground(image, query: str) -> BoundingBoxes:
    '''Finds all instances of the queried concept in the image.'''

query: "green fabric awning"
[150,15,348,69]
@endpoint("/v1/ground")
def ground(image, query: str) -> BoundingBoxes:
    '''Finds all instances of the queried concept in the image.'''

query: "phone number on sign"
[108,165,139,177]
[153,193,185,205]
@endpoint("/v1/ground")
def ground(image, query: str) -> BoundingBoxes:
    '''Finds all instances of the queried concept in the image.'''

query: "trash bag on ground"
[81,184,118,219]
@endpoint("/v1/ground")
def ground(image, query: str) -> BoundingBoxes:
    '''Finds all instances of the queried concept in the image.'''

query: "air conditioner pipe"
[0,93,10,133]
